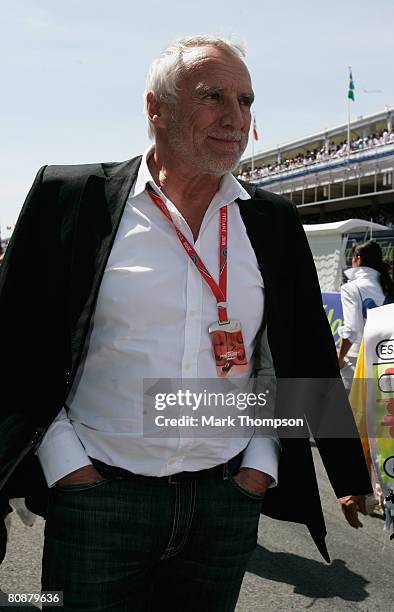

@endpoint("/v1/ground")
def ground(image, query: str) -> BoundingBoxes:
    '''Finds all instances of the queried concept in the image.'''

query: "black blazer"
[0,156,372,564]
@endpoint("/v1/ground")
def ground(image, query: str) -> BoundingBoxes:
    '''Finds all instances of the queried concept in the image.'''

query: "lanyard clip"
[217,302,229,325]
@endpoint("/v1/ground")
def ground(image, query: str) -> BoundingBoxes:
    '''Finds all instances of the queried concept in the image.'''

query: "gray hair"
[144,35,247,138]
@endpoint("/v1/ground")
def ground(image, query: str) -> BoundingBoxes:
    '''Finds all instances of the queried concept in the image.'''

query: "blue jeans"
[41,455,264,611]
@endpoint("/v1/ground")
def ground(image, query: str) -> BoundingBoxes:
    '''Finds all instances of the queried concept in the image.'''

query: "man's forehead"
[181,46,252,88]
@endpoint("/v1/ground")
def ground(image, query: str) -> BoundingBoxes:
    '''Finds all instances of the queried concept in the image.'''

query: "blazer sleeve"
[0,166,48,423]
[0,167,51,503]
[289,205,372,498]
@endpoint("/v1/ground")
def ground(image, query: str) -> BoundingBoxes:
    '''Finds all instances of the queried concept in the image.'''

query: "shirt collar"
[344,266,381,281]
[130,145,158,198]
[130,145,251,208]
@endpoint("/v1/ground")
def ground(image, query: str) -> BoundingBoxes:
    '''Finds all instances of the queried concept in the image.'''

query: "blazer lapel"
[69,156,142,371]
[237,182,294,376]
[237,185,276,290]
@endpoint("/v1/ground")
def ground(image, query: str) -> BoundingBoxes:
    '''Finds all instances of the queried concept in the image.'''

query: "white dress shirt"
[36,148,280,487]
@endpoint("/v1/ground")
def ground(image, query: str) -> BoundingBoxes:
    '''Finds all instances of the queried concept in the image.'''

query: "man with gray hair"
[0,35,371,611]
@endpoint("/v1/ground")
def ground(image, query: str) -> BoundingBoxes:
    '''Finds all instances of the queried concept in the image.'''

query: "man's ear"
[146,92,166,130]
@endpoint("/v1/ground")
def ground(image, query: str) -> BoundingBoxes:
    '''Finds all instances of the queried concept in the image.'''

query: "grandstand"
[238,107,394,228]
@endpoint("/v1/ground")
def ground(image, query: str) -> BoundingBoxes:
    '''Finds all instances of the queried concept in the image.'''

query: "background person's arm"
[338,283,363,368]
[338,337,353,369]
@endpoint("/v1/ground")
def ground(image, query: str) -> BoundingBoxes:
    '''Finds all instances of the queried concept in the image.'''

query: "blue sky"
[1,0,393,230]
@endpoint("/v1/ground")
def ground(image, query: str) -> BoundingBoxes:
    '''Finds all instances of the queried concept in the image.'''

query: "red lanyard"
[147,188,229,323]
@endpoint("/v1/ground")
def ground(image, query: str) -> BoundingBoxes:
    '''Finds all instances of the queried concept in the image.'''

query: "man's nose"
[220,98,246,130]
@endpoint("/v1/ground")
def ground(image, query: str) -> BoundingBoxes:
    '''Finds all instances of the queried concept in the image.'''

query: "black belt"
[89,452,243,485]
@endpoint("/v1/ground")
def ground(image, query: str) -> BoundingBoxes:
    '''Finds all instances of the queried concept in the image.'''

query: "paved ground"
[237,449,393,612]
[0,448,393,611]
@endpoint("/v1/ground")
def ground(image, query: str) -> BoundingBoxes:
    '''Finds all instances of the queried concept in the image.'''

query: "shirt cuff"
[240,436,280,488]
[35,411,92,487]
[337,324,359,344]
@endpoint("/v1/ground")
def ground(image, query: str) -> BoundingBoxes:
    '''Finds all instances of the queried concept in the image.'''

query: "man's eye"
[206,92,220,100]
[240,97,253,107]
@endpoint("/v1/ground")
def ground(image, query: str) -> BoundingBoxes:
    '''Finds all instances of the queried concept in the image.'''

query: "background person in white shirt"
[0,35,373,612]
[338,240,394,388]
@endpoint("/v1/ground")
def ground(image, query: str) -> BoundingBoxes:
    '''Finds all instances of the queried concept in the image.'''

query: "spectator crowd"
[238,128,394,181]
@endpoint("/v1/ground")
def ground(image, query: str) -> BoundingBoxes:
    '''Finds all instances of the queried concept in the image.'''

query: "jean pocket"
[224,467,266,502]
[54,478,110,493]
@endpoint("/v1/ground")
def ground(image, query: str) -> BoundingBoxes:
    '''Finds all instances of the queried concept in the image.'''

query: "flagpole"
[251,115,255,173]
[347,66,352,156]
[347,70,350,155]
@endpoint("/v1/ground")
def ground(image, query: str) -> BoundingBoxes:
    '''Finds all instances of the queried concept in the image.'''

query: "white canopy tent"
[303,219,389,292]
